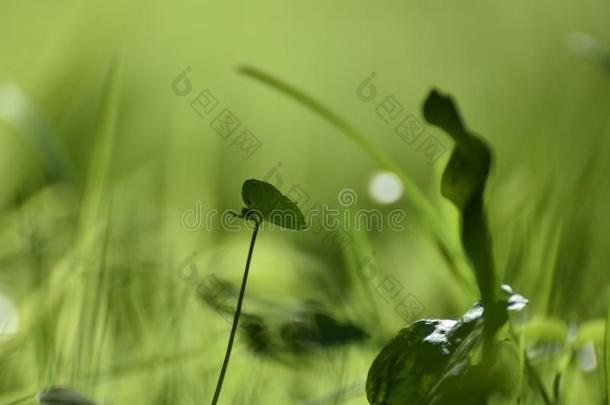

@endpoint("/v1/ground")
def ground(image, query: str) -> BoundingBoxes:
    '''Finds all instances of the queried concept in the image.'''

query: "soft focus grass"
[1,0,610,403]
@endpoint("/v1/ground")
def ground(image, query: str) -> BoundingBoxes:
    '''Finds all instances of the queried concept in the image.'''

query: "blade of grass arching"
[237,66,473,293]
[0,81,80,185]
[237,66,428,215]
[606,308,610,405]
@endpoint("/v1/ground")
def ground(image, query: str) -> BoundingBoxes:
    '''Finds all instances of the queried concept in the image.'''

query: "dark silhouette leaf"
[240,314,275,356]
[423,90,497,311]
[366,311,481,404]
[241,179,306,230]
[366,287,527,405]
[37,387,96,405]
[280,310,368,352]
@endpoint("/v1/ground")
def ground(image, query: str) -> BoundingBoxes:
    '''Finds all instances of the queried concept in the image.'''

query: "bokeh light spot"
[368,171,403,204]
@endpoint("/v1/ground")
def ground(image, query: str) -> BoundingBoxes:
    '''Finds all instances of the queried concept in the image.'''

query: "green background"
[1,0,609,403]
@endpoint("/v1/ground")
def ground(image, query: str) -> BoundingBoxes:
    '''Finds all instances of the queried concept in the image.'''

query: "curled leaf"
[423,90,491,210]
[423,90,496,312]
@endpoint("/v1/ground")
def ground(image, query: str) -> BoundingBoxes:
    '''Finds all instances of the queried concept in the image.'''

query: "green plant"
[365,90,526,404]
[210,179,305,405]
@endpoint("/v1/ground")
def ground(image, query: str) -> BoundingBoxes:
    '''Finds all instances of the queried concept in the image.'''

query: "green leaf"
[366,319,462,405]
[366,306,483,405]
[423,90,491,210]
[366,287,527,405]
[366,91,520,405]
[429,339,521,405]
[423,90,496,311]
[241,179,306,230]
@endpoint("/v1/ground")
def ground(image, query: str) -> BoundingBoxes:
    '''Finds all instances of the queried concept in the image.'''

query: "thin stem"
[211,221,260,405]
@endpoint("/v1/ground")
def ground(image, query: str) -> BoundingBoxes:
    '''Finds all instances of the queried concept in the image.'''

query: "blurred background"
[1,0,610,403]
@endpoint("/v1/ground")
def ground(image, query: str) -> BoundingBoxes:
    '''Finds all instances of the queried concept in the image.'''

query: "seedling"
[365,90,527,404]
[210,179,305,405]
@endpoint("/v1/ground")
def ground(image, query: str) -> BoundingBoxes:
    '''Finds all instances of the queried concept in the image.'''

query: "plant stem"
[211,221,259,405]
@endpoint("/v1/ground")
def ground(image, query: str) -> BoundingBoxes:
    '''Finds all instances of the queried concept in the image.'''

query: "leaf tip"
[422,89,466,140]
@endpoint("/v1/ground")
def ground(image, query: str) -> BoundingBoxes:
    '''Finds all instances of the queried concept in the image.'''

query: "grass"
[1,66,609,404]
[1,3,610,403]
